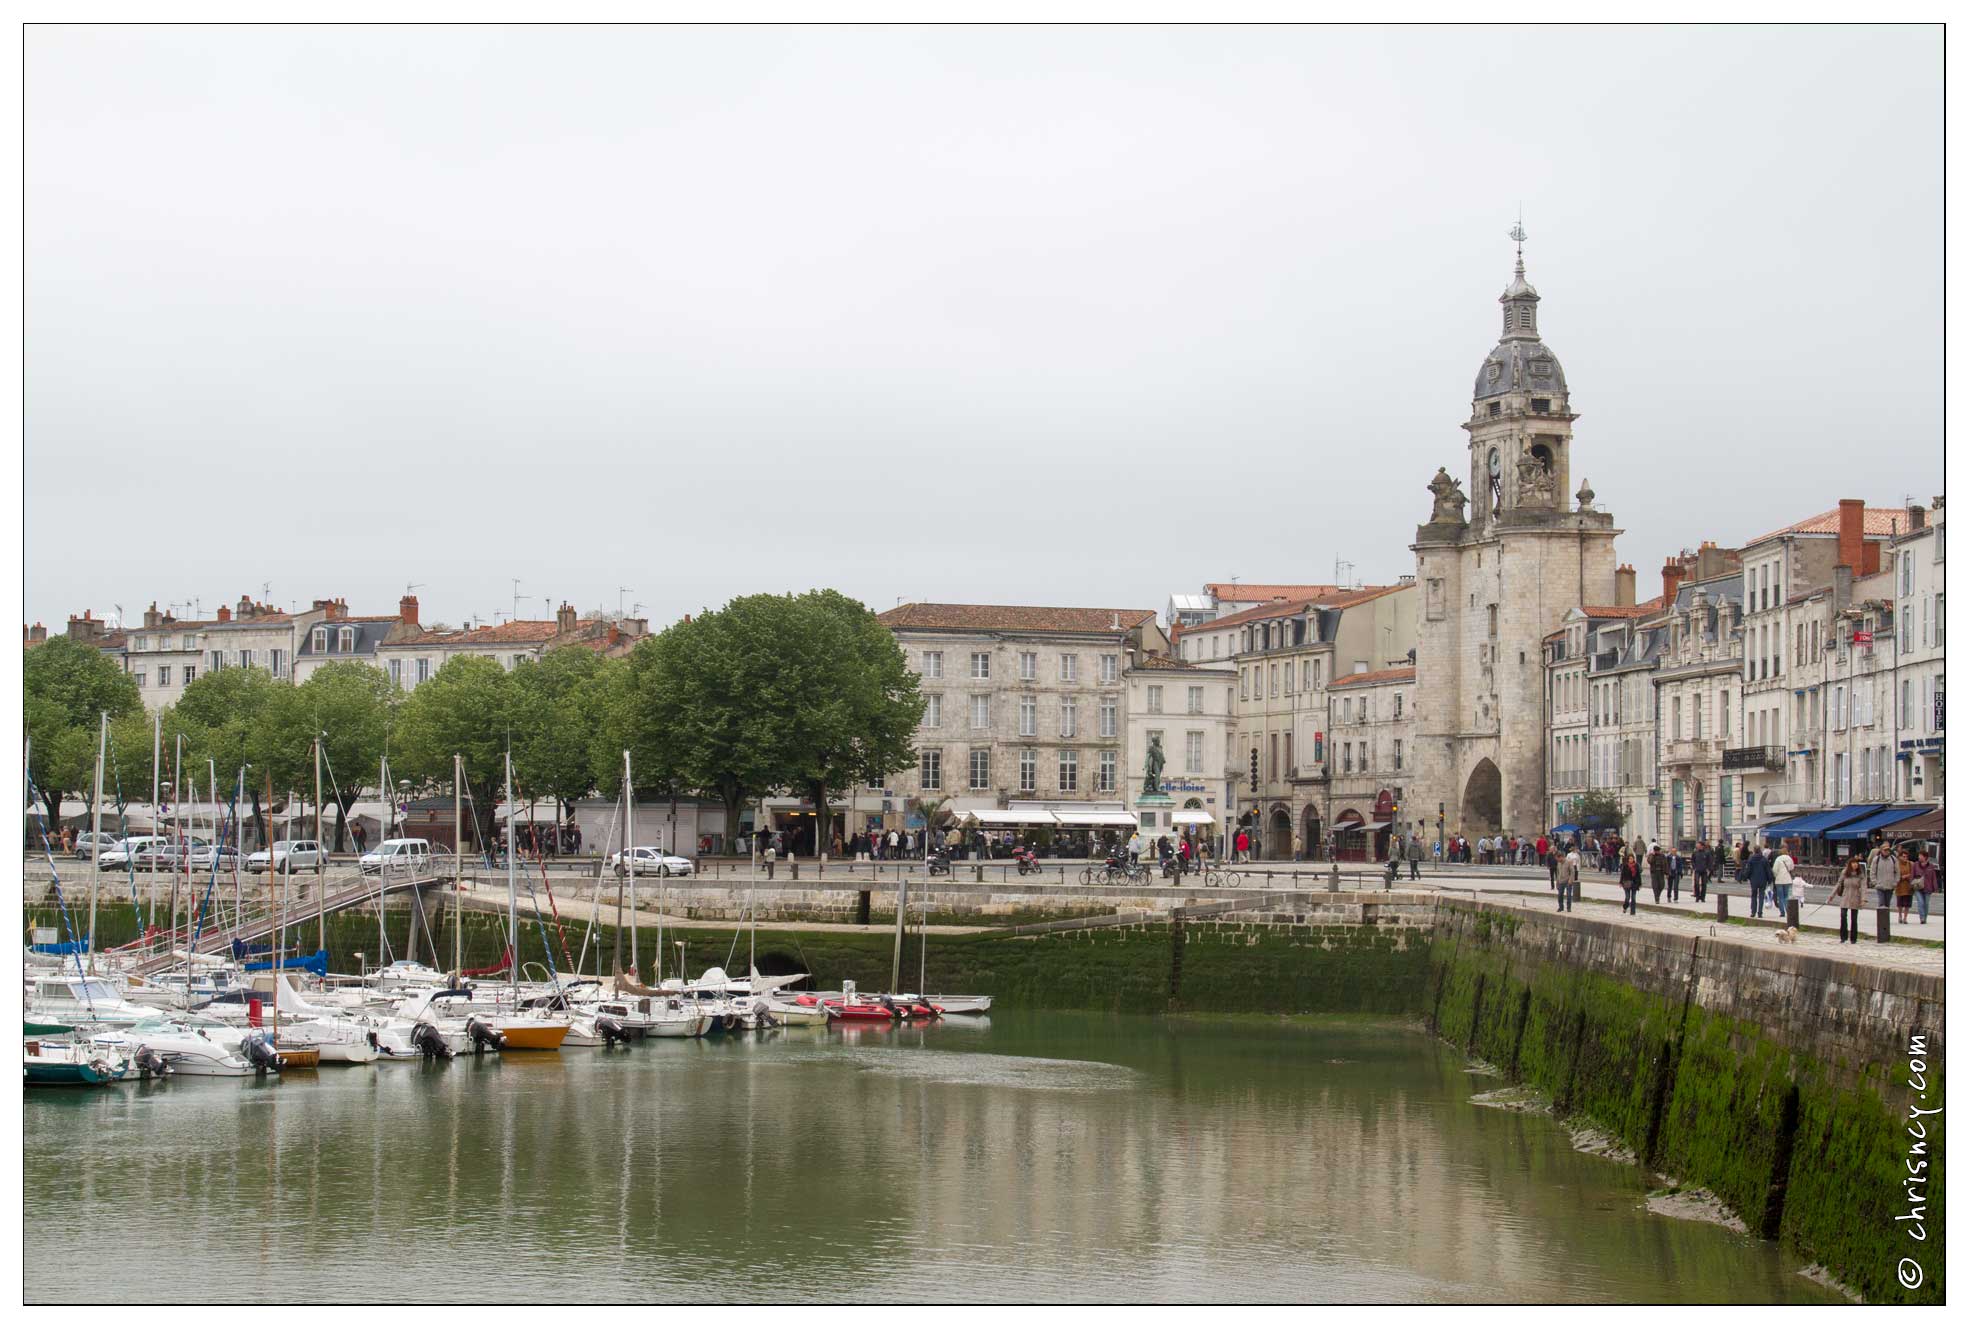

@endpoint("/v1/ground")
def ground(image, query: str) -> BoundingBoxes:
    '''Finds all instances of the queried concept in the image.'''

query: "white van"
[359,838,433,873]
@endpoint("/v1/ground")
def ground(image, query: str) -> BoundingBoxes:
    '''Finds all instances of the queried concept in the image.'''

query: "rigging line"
[186,782,241,964]
[101,724,147,934]
[571,792,622,979]
[507,773,573,981]
[24,770,96,1014]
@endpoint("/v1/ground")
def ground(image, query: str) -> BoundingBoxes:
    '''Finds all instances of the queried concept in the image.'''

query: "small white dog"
[1774,926,1799,945]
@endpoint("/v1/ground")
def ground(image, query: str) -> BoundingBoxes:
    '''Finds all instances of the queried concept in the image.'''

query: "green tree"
[275,662,398,850]
[511,647,612,826]
[23,636,142,830]
[773,590,924,855]
[1568,788,1626,832]
[390,655,515,849]
[172,666,305,848]
[599,605,781,848]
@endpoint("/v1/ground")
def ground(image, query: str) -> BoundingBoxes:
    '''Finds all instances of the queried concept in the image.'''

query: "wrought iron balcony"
[1722,744,1785,772]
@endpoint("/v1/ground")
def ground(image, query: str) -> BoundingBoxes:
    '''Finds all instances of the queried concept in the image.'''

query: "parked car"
[72,831,122,859]
[247,840,324,875]
[99,835,173,870]
[360,838,433,873]
[183,842,241,871]
[606,846,695,878]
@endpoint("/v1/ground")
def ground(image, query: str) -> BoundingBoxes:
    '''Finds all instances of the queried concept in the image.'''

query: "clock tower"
[1410,226,1622,838]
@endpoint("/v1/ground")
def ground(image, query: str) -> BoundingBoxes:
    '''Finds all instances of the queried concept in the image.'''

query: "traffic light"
[1249,748,1259,791]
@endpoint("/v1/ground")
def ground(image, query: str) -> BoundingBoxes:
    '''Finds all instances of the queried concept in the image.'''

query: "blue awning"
[1550,823,1581,834]
[1825,807,1931,842]
[1761,805,1884,838]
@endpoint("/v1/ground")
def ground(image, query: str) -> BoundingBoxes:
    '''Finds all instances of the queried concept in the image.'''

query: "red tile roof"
[1578,596,1666,619]
[1130,653,1218,672]
[1745,506,1914,548]
[878,603,1157,634]
[1330,665,1416,689]
[1204,582,1343,602]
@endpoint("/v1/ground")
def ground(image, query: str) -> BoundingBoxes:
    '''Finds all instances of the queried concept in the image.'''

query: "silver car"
[247,840,324,874]
[607,846,695,878]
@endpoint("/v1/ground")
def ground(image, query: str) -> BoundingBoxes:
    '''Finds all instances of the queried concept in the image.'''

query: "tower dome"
[1473,223,1567,401]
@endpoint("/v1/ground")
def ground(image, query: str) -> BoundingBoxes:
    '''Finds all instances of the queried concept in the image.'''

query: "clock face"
[1488,449,1500,476]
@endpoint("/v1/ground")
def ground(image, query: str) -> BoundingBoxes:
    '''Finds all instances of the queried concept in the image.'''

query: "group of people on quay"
[1530,828,1940,937]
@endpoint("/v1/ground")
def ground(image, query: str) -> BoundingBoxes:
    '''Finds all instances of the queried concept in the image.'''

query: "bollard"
[1328,862,1341,893]
[789,861,799,881]
[1786,899,1800,930]
[1877,906,1891,943]
[1716,893,1728,922]
[974,865,983,883]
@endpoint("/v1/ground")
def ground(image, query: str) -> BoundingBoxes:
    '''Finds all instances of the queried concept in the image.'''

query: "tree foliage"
[391,655,515,846]
[510,647,613,816]
[23,637,142,828]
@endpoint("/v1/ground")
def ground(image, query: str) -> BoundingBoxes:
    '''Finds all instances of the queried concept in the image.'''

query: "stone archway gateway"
[1302,806,1323,861]
[1268,807,1294,861]
[1462,758,1503,835]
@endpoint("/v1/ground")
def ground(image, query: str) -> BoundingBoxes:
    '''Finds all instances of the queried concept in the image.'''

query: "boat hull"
[494,1021,569,1050]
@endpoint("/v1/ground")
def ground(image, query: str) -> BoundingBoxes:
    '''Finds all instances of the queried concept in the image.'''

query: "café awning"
[1168,809,1217,826]
[1051,810,1141,827]
[1825,807,1932,842]
[962,809,1059,827]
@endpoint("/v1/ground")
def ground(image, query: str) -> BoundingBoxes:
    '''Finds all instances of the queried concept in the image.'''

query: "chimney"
[143,602,161,629]
[556,601,577,634]
[1908,503,1926,532]
[66,611,103,644]
[1837,498,1866,571]
[398,595,420,628]
[1614,564,1636,607]
[216,605,231,623]
[23,622,46,646]
[237,594,254,620]
[1660,558,1686,608]
[1833,564,1854,614]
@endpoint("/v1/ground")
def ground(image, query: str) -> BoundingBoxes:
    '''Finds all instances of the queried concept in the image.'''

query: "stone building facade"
[1648,571,1746,848]
[876,603,1169,823]
[1411,231,1620,839]
[1326,664,1417,860]
[376,597,645,690]
[1124,654,1236,846]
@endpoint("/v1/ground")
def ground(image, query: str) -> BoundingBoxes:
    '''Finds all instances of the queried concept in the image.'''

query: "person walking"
[1406,833,1423,880]
[1831,855,1868,943]
[1557,844,1580,912]
[1666,847,1684,902]
[1234,828,1249,863]
[1647,843,1667,904]
[1617,849,1641,914]
[1744,845,1772,919]
[1894,848,1915,925]
[1913,849,1937,925]
[1691,839,1711,903]
[1867,839,1899,911]
[1771,843,1797,917]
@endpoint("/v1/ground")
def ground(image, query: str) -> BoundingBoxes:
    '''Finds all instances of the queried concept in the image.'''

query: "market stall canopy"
[1051,810,1140,827]
[962,809,1059,827]
[1169,809,1217,826]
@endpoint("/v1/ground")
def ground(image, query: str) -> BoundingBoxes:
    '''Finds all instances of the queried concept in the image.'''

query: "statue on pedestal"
[1142,733,1166,798]
[1427,467,1468,525]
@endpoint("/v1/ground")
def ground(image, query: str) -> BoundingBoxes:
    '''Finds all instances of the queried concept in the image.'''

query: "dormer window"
[311,627,326,652]
[1531,398,1550,413]
[1487,362,1501,382]
[338,626,355,653]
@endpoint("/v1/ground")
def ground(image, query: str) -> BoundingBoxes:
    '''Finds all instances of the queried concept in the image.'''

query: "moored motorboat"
[25,1039,130,1087]
[89,1021,254,1076]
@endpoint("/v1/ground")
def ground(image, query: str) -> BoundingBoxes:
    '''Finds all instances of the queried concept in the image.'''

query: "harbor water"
[24,1011,1838,1303]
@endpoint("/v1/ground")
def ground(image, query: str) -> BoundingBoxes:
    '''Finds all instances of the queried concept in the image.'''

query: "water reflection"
[25,1014,1835,1303]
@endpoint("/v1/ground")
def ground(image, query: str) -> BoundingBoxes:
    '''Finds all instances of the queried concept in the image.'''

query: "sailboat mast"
[626,749,637,979]
[172,733,184,955]
[87,711,105,973]
[314,737,325,957]
[150,710,161,926]
[891,875,907,994]
[613,752,626,983]
[506,748,517,1006]
[270,769,283,1036]
[453,754,463,979]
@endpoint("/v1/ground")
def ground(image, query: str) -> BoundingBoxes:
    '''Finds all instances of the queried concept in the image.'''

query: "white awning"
[962,809,1059,826]
[1169,809,1217,825]
[1338,820,1391,833]
[1051,810,1140,827]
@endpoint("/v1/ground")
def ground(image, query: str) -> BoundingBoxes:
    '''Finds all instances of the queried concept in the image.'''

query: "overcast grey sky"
[26,24,1941,632]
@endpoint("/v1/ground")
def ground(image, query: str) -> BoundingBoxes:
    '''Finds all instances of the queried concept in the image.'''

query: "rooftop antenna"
[261,581,272,602]
[511,578,523,625]
[405,581,425,597]
[631,602,645,618]
[618,586,633,615]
